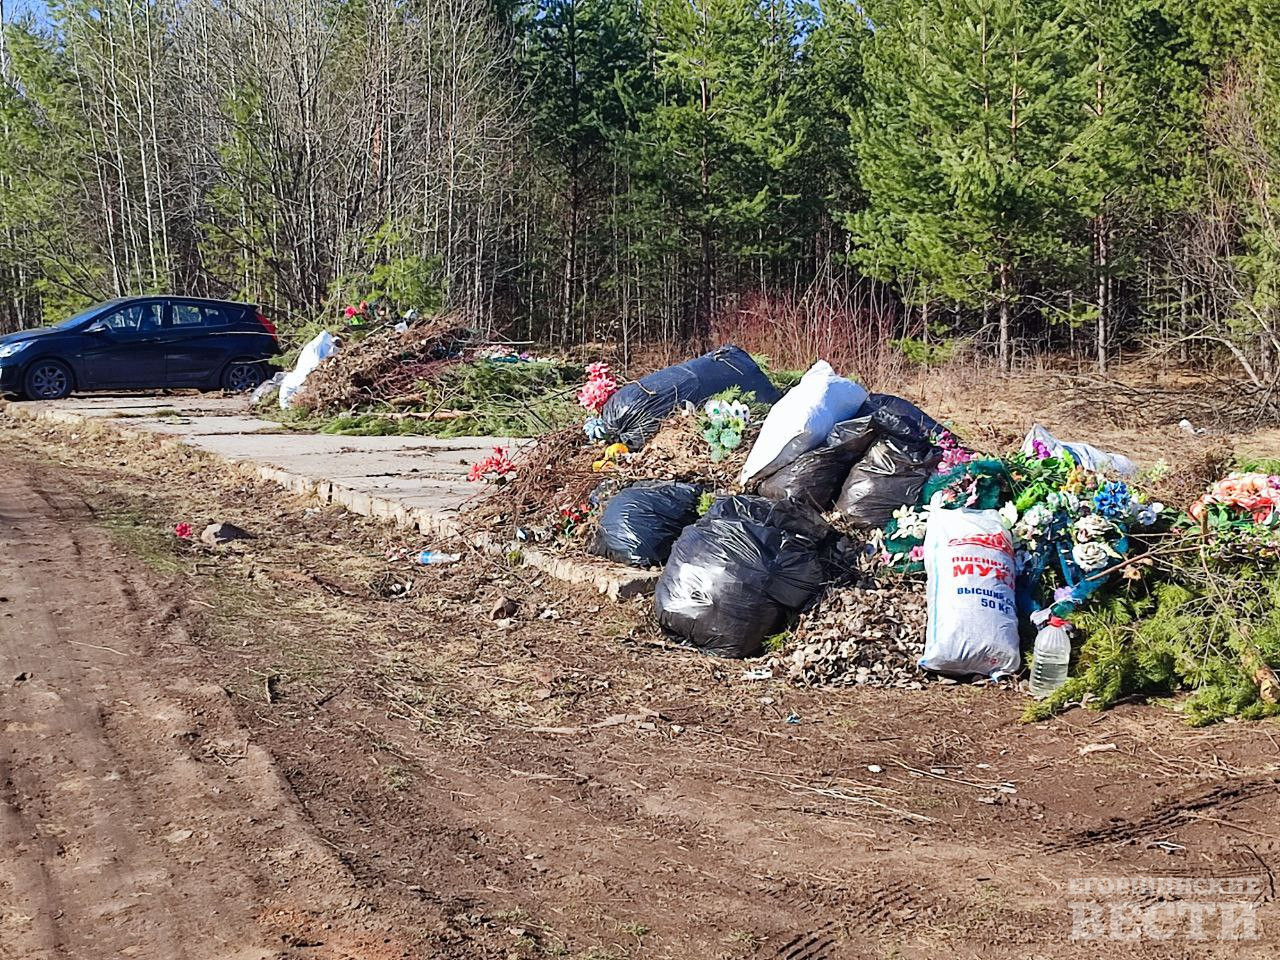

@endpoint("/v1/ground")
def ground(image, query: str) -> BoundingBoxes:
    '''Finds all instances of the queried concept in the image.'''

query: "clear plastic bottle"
[1029,617,1071,699]
[417,550,460,565]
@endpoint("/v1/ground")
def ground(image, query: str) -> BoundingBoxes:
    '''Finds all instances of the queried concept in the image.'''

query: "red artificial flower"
[468,446,517,483]
[174,522,194,540]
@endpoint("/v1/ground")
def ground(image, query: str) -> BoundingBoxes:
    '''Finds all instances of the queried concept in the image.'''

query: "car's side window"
[201,306,232,327]
[171,304,204,328]
[101,302,163,333]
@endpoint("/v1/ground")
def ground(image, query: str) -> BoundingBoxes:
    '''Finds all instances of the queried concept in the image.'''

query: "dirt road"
[0,464,448,959]
[2,415,1280,959]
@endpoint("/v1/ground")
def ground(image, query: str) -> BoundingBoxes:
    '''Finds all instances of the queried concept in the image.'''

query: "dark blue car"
[0,296,280,400]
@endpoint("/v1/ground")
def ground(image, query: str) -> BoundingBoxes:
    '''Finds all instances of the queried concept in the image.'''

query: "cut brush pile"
[291,317,470,414]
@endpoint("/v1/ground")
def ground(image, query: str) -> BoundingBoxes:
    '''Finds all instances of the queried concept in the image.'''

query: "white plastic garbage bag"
[740,360,868,485]
[1022,424,1136,477]
[920,505,1021,677]
[250,371,286,406]
[279,331,338,409]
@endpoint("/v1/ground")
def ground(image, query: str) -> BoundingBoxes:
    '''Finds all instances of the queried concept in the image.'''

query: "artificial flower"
[1063,467,1087,496]
[1013,503,1051,549]
[1072,540,1110,572]
[174,522,194,540]
[577,362,618,413]
[999,501,1019,528]
[1093,481,1132,521]
[1073,513,1111,542]
[1131,500,1163,527]
[468,446,516,483]
[583,417,609,441]
[891,505,928,540]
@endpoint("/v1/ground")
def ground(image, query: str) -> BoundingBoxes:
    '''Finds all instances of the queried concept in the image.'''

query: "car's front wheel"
[221,359,267,393]
[23,359,74,401]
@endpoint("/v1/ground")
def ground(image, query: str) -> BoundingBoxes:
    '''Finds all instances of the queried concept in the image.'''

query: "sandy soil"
[1,387,1279,959]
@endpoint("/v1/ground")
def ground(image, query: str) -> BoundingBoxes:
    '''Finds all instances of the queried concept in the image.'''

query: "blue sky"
[6,0,48,20]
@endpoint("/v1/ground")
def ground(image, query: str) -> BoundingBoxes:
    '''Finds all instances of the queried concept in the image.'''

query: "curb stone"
[3,401,657,602]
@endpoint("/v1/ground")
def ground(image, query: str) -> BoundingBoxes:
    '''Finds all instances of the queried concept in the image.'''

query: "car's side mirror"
[85,322,110,335]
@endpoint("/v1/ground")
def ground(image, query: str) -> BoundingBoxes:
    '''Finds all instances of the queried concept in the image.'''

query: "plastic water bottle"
[1029,617,1071,699]
[417,550,460,565]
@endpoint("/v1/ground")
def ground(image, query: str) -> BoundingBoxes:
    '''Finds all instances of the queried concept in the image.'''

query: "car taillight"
[256,312,278,341]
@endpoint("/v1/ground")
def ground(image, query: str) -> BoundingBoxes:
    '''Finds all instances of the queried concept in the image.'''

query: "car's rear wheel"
[23,359,73,401]
[221,359,267,393]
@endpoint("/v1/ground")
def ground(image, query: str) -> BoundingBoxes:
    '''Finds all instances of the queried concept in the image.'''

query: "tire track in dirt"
[0,462,450,959]
[1042,777,1280,854]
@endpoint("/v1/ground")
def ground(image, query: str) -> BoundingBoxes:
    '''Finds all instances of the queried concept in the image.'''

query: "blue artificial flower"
[1093,481,1132,521]
[583,417,609,441]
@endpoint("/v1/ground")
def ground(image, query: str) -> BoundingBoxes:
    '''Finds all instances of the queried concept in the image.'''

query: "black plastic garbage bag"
[758,446,858,510]
[834,437,941,528]
[592,482,703,567]
[859,393,942,444]
[655,495,834,658]
[826,415,879,460]
[599,346,780,450]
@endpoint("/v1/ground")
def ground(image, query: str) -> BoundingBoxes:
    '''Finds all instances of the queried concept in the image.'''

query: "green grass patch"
[99,510,184,573]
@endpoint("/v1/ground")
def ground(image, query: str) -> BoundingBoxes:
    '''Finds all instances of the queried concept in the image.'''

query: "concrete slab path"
[5,393,657,600]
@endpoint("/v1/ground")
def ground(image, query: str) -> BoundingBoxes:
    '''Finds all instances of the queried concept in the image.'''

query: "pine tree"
[635,0,807,336]
[850,0,1098,370]
[515,0,654,339]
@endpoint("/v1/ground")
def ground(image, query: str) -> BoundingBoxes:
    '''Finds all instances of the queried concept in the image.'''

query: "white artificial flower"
[703,399,726,420]
[1072,541,1110,571]
[999,501,1019,528]
[890,505,928,540]
[1074,513,1110,542]
[726,400,752,424]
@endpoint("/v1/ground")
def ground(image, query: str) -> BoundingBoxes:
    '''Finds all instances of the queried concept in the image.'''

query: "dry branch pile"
[629,414,758,488]
[473,411,770,540]
[292,318,470,414]
[471,427,601,526]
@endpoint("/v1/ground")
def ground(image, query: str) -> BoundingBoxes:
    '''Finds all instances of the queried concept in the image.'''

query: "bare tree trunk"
[1096,214,1108,373]
[998,261,1012,373]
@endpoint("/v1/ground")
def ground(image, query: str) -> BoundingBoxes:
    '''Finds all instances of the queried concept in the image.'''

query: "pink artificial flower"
[468,446,516,482]
[908,545,925,562]
[174,522,194,540]
[577,362,618,413]
[344,305,356,318]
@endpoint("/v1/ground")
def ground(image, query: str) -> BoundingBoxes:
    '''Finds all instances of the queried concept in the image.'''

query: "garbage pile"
[291,317,469,414]
[478,347,1280,726]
